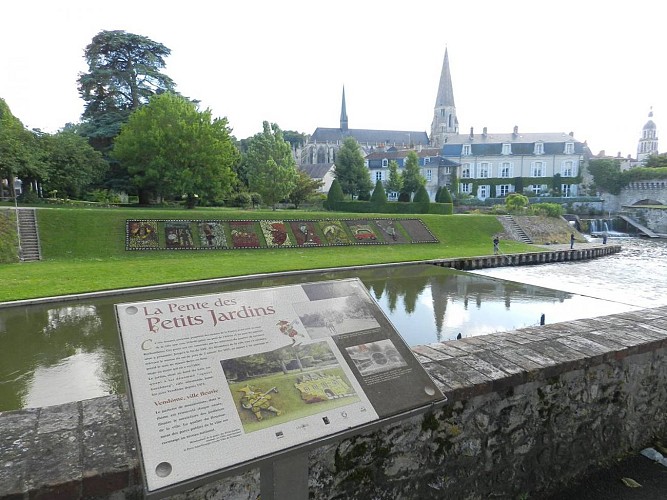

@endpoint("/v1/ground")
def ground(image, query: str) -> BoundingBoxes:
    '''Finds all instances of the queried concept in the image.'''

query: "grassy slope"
[0,207,531,301]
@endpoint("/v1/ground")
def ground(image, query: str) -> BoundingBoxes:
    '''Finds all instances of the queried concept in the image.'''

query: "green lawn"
[0,207,531,302]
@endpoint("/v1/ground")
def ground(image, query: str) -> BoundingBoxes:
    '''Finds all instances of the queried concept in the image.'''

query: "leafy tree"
[587,159,624,195]
[386,160,402,195]
[642,153,667,168]
[413,185,430,204]
[326,179,344,209]
[245,122,299,209]
[370,179,387,204]
[397,191,411,202]
[281,130,308,150]
[112,93,239,207]
[400,151,425,199]
[290,170,324,208]
[0,99,44,199]
[505,193,529,211]
[78,30,176,192]
[40,131,108,199]
[334,137,372,198]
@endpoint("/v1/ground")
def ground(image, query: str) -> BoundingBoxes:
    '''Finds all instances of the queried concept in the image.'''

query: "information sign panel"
[115,279,445,494]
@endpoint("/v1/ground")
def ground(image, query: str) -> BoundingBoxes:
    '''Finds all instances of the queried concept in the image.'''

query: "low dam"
[2,301,665,499]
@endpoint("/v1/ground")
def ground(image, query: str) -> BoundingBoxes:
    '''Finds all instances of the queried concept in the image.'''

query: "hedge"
[331,201,452,215]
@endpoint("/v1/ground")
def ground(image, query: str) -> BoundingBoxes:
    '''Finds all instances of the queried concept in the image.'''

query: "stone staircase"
[16,208,42,261]
[499,215,533,244]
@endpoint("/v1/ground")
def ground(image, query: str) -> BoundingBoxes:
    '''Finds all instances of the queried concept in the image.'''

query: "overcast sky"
[2,1,664,158]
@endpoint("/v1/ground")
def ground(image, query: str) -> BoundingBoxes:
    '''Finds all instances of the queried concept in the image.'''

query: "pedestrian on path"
[570,233,575,249]
[493,236,500,255]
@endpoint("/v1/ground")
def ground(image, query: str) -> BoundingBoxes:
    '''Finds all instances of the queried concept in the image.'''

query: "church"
[297,49,591,201]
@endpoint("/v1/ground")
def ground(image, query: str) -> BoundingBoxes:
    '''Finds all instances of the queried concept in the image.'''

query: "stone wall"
[625,206,667,234]
[2,306,666,499]
[602,179,667,214]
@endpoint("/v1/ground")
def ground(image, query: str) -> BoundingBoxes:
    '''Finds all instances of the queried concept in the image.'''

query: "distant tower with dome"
[637,107,659,163]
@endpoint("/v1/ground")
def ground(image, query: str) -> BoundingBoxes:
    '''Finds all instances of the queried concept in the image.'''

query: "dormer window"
[502,143,512,155]
[565,142,574,154]
[534,142,544,155]
[462,144,471,156]
[382,159,388,167]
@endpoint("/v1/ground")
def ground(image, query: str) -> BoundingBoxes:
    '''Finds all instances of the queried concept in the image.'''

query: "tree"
[40,131,108,199]
[112,93,239,207]
[245,122,299,209]
[642,153,667,168]
[290,170,323,208]
[505,193,529,211]
[326,178,344,210]
[437,186,453,203]
[78,30,177,192]
[386,160,402,196]
[587,159,624,195]
[0,99,44,200]
[370,179,387,204]
[334,137,372,198]
[413,185,430,204]
[400,151,425,199]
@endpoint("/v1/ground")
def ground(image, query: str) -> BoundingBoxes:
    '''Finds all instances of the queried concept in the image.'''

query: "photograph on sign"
[115,278,444,494]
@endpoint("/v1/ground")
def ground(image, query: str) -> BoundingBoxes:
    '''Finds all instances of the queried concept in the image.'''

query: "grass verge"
[0,207,530,302]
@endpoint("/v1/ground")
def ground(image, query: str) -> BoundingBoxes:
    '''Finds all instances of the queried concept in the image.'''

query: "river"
[0,237,664,411]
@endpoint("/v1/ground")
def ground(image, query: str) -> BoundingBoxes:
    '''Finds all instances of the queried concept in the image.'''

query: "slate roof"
[310,127,429,146]
[299,163,334,179]
[441,132,585,157]
[365,148,441,160]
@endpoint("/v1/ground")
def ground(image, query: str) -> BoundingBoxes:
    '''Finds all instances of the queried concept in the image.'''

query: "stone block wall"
[2,306,666,499]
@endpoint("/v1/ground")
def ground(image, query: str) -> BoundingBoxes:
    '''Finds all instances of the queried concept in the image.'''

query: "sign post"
[115,278,446,498]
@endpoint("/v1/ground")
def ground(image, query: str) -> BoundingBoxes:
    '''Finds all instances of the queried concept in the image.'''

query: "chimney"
[482,127,487,137]
[569,131,574,137]
[469,127,474,140]
[512,125,518,137]
[617,152,622,158]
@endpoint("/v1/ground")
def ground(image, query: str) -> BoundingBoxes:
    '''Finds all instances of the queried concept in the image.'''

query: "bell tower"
[637,107,659,163]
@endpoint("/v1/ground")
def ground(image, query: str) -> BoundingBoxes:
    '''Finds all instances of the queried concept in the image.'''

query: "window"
[478,185,489,199]
[381,159,388,167]
[424,157,431,164]
[534,142,544,155]
[531,184,541,195]
[462,144,471,156]
[562,184,572,197]
[388,191,398,199]
[502,143,512,155]
[496,184,512,197]
[460,183,472,194]
[500,162,512,178]
[375,171,383,181]
[562,161,575,177]
[564,142,574,154]
[478,162,490,178]
[461,163,471,178]
[426,169,432,181]
[531,161,544,177]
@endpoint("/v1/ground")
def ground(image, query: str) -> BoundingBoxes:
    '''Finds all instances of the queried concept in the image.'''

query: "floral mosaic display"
[289,221,322,246]
[125,218,437,251]
[319,220,352,245]
[199,221,227,249]
[260,220,293,247]
[229,221,261,248]
[127,221,159,250]
[165,221,195,249]
[344,221,380,244]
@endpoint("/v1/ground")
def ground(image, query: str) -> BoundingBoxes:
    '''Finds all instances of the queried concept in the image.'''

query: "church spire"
[637,106,659,162]
[430,48,459,148]
[340,86,348,131]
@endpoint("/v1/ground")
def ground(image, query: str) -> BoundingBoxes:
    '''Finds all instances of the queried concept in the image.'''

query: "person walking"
[493,236,500,255]
[570,233,575,249]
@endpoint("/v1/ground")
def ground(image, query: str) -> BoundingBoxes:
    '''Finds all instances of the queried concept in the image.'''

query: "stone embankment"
[2,303,666,499]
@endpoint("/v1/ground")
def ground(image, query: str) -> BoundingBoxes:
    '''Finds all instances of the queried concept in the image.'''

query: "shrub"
[531,203,564,217]
[397,191,411,202]
[228,192,252,207]
[326,179,345,210]
[413,185,430,204]
[370,180,387,204]
[437,187,453,203]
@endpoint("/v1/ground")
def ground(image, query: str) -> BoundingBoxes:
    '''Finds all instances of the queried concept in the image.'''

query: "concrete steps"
[499,215,533,244]
[17,208,41,262]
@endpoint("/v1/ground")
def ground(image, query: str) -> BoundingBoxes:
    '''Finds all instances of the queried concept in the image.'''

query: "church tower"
[430,48,459,148]
[637,107,659,162]
[340,86,348,131]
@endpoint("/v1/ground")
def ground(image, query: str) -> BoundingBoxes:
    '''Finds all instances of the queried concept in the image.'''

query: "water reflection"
[0,254,649,411]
